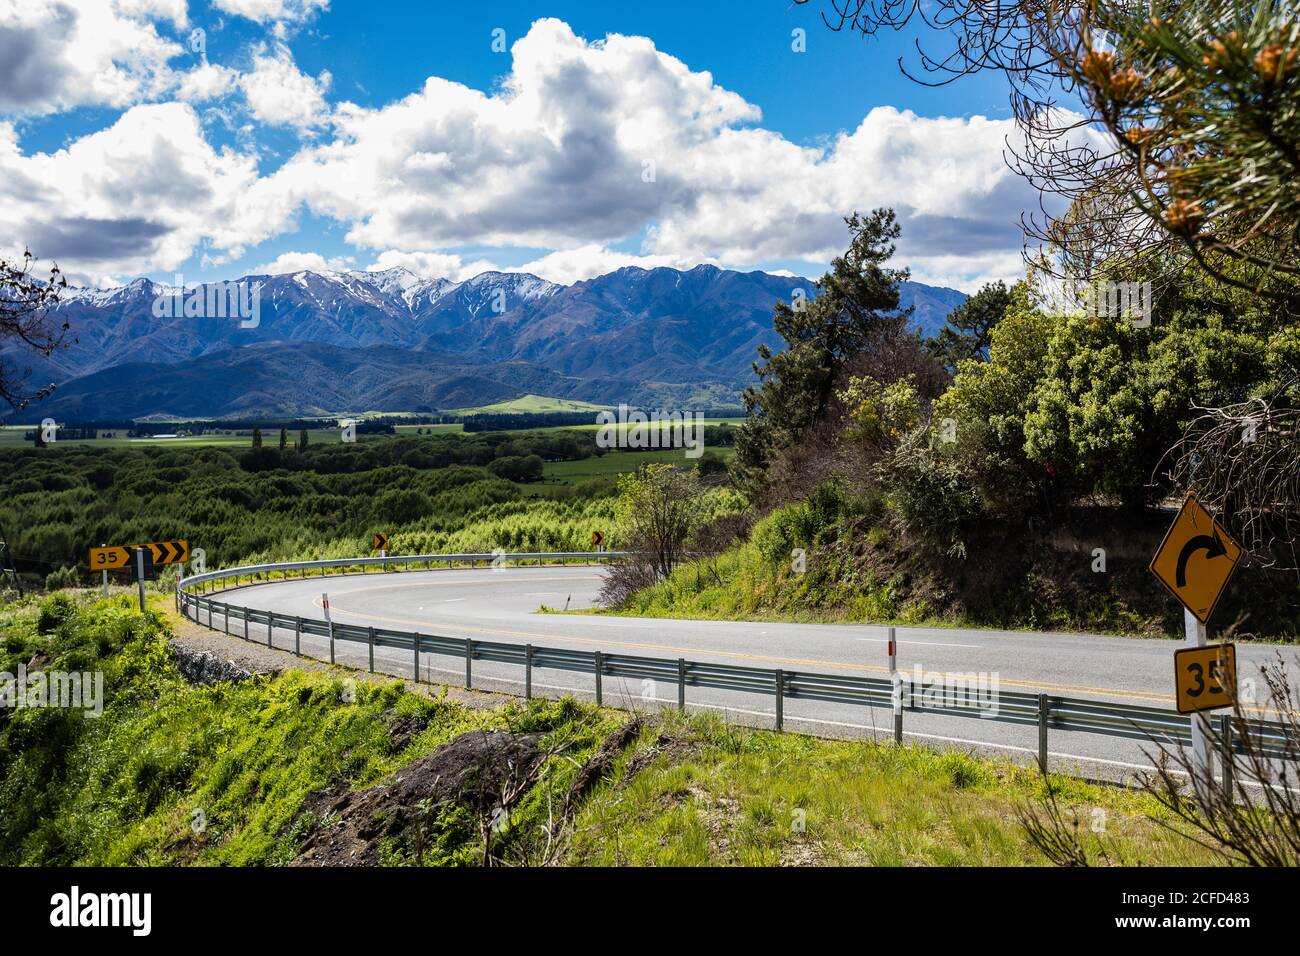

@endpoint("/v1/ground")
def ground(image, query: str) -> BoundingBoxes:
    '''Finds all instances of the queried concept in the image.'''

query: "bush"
[36,593,77,634]
[487,455,544,483]
[372,488,433,525]
[44,565,81,592]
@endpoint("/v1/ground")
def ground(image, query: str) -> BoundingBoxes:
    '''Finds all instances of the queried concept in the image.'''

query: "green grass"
[529,417,744,433]
[0,591,623,866]
[569,711,1218,866]
[1,592,1229,867]
[542,447,735,484]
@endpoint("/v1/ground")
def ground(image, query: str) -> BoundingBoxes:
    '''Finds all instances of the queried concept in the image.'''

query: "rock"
[168,644,272,685]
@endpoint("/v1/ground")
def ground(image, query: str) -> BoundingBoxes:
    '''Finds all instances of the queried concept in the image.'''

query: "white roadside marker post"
[323,593,334,664]
[889,626,903,744]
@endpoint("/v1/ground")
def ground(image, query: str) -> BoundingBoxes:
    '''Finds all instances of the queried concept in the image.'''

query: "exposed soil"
[564,717,641,807]
[294,729,549,866]
[291,717,650,866]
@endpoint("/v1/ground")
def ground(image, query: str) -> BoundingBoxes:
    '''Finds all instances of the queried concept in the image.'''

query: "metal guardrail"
[177,553,1295,779]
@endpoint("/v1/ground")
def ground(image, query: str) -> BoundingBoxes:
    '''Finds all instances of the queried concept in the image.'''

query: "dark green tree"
[299,428,309,451]
[279,427,287,450]
[252,428,262,449]
[735,209,910,492]
[927,281,1012,370]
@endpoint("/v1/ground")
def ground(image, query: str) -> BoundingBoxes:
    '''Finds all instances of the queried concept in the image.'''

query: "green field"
[453,394,613,415]
[530,416,743,433]
[541,446,735,484]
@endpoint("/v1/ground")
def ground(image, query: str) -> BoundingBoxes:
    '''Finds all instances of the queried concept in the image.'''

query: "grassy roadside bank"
[591,519,1300,643]
[0,591,1222,866]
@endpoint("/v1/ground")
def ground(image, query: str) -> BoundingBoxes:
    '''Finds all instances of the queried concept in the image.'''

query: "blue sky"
[0,1,1037,292]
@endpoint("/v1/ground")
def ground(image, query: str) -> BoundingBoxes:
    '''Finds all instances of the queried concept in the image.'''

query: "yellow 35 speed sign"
[89,540,189,570]
[1173,643,1236,715]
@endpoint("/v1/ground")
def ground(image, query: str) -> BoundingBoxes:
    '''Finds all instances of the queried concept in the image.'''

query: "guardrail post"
[224,604,229,635]
[594,651,603,707]
[678,658,686,712]
[367,626,375,673]
[243,609,249,642]
[294,616,302,657]
[525,644,533,700]
[893,675,904,744]
[1219,713,1233,802]
[465,639,473,689]
[1037,694,1049,774]
[774,669,784,730]
[267,613,274,648]
[413,633,420,683]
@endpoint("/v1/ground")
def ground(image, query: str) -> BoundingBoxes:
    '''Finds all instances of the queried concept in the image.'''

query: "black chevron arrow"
[147,540,184,564]
[1176,530,1228,588]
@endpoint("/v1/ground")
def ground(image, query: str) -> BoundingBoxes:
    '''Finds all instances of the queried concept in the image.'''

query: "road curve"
[216,564,1296,780]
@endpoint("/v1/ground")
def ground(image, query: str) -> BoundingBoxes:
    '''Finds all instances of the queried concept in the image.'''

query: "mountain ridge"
[5,264,967,420]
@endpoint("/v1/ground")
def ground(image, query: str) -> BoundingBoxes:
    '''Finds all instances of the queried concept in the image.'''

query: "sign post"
[1150,493,1243,801]
[134,548,147,613]
[1183,608,1213,798]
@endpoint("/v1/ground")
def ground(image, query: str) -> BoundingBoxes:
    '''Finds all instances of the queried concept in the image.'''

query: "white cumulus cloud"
[260,19,1036,289]
[211,0,327,25]
[0,17,1047,290]
[252,250,353,274]
[239,42,331,129]
[0,103,277,283]
[0,0,183,115]
[177,61,239,102]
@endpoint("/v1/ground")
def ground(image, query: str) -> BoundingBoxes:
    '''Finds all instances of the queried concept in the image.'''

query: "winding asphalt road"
[217,564,1297,781]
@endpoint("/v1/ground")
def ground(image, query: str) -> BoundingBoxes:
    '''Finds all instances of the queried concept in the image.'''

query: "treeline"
[462,412,599,431]
[238,428,601,474]
[0,430,617,581]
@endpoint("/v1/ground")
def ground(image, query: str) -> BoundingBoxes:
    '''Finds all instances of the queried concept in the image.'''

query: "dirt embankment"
[293,718,646,866]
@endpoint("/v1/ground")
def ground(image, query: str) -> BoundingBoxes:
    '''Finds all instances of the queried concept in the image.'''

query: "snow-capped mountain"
[11,264,965,419]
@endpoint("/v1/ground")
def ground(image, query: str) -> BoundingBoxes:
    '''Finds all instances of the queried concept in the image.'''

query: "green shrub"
[44,566,81,592]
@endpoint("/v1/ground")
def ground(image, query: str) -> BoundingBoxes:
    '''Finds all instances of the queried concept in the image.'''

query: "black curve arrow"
[1176,530,1227,588]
